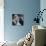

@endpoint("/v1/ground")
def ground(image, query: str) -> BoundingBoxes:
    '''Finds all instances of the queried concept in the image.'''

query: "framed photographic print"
[12,14,24,26]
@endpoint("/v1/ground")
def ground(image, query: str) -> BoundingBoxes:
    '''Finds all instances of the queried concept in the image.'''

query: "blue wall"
[4,0,40,42]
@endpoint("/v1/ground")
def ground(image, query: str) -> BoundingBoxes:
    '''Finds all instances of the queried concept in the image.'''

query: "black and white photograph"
[12,14,24,26]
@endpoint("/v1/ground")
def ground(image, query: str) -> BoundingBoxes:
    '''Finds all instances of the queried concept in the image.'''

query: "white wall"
[0,0,4,42]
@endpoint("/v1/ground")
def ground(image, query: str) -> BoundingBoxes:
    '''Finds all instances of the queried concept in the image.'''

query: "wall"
[4,0,40,42]
[40,0,46,26]
[40,0,46,45]
[0,0,4,42]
